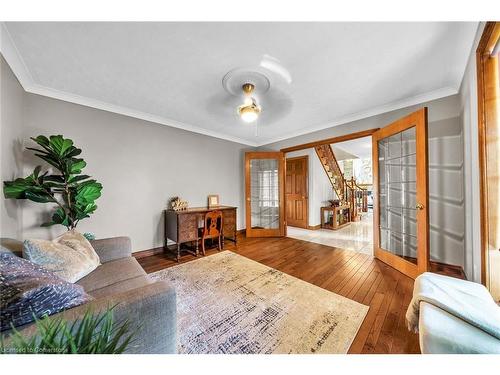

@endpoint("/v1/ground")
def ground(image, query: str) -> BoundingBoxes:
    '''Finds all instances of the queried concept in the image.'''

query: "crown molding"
[1,22,459,149]
[1,23,258,147]
[256,86,459,146]
[26,83,259,146]
[1,22,35,89]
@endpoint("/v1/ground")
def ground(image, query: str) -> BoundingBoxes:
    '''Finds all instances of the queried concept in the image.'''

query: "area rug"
[149,251,369,354]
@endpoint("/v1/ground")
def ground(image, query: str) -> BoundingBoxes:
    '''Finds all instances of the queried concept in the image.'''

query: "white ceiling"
[332,136,372,161]
[1,22,478,146]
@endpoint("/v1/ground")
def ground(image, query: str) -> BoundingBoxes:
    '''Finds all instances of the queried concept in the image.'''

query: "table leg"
[176,244,180,262]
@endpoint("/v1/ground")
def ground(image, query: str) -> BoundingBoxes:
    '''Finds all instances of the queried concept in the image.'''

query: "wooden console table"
[165,206,237,261]
[320,205,351,230]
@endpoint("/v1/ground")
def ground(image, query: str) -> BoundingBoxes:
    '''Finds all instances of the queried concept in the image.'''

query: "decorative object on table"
[0,306,135,354]
[2,135,103,230]
[207,194,220,208]
[328,199,340,207]
[0,251,92,332]
[83,232,96,241]
[23,230,101,283]
[150,251,368,354]
[170,196,188,211]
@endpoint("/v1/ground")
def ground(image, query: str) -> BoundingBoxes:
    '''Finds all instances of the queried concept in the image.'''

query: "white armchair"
[419,301,500,353]
[407,272,500,354]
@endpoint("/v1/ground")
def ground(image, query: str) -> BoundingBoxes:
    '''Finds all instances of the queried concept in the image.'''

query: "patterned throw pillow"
[23,230,101,283]
[0,253,92,331]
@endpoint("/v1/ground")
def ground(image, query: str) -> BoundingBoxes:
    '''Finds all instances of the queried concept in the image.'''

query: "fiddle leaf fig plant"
[3,135,102,230]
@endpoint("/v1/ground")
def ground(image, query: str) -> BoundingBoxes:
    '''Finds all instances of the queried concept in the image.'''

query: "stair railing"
[346,177,368,219]
[315,144,370,222]
[314,144,346,202]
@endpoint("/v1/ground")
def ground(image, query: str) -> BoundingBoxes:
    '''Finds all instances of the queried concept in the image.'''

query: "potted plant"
[3,135,102,229]
[0,307,135,354]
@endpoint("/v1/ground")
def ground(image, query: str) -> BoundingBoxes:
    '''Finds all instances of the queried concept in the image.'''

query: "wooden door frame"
[245,152,286,237]
[281,128,378,235]
[280,128,379,154]
[372,108,429,279]
[285,155,309,229]
[477,22,500,285]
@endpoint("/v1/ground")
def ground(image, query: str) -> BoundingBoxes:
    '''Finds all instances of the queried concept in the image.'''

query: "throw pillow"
[0,253,92,331]
[23,230,101,283]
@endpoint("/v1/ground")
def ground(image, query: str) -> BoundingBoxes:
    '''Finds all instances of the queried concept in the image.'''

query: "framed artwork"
[208,194,220,208]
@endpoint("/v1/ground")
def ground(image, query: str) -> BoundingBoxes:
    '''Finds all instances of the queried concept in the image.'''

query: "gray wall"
[0,56,24,239]
[260,95,467,269]
[1,58,251,253]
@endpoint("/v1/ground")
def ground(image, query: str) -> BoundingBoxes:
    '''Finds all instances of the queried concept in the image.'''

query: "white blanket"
[406,272,500,340]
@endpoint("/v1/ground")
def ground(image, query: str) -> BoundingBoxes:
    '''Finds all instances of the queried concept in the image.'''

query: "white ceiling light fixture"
[222,69,270,124]
[238,83,261,123]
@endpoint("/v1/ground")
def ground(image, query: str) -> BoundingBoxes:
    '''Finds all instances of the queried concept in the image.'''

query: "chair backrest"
[203,210,223,237]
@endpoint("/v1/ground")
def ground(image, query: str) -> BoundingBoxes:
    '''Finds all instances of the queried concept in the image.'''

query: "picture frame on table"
[207,194,220,208]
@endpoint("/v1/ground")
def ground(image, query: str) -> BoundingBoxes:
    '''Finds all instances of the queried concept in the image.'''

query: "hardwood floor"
[137,234,424,354]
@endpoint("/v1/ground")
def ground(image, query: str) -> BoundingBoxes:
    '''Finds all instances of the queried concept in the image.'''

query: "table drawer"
[178,213,198,242]
[223,209,236,234]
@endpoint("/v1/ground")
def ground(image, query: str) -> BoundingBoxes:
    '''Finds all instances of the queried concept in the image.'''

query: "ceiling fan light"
[239,106,259,123]
[236,83,261,123]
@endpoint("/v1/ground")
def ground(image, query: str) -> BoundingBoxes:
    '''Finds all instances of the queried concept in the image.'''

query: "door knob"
[415,203,424,210]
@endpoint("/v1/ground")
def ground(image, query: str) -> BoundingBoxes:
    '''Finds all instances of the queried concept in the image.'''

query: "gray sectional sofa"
[1,236,177,354]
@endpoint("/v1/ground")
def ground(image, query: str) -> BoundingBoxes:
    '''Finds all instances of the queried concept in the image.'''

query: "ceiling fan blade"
[259,54,292,84]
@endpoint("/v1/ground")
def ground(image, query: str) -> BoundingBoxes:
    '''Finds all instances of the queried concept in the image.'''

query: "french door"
[245,152,285,237]
[372,108,429,279]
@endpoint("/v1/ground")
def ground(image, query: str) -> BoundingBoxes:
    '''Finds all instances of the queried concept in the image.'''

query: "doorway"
[245,109,431,279]
[285,136,374,255]
[278,109,431,279]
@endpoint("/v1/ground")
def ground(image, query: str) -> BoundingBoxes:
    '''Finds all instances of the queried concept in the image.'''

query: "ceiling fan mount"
[222,69,270,96]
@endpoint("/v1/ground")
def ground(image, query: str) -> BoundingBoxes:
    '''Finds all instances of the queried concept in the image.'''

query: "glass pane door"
[373,108,429,278]
[378,127,417,264]
[245,152,285,237]
[250,158,279,229]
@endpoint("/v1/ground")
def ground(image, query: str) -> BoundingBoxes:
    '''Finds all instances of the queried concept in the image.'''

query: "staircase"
[314,144,368,221]
[314,144,346,201]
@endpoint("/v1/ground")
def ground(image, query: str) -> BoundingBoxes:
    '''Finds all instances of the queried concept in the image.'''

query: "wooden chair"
[199,210,223,256]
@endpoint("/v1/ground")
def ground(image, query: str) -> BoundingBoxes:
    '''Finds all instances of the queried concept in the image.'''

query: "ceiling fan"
[222,58,292,124]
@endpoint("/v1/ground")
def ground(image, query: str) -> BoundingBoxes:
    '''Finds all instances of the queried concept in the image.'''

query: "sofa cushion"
[0,239,23,257]
[76,257,146,293]
[0,253,92,331]
[90,237,132,263]
[88,275,153,299]
[23,230,100,283]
